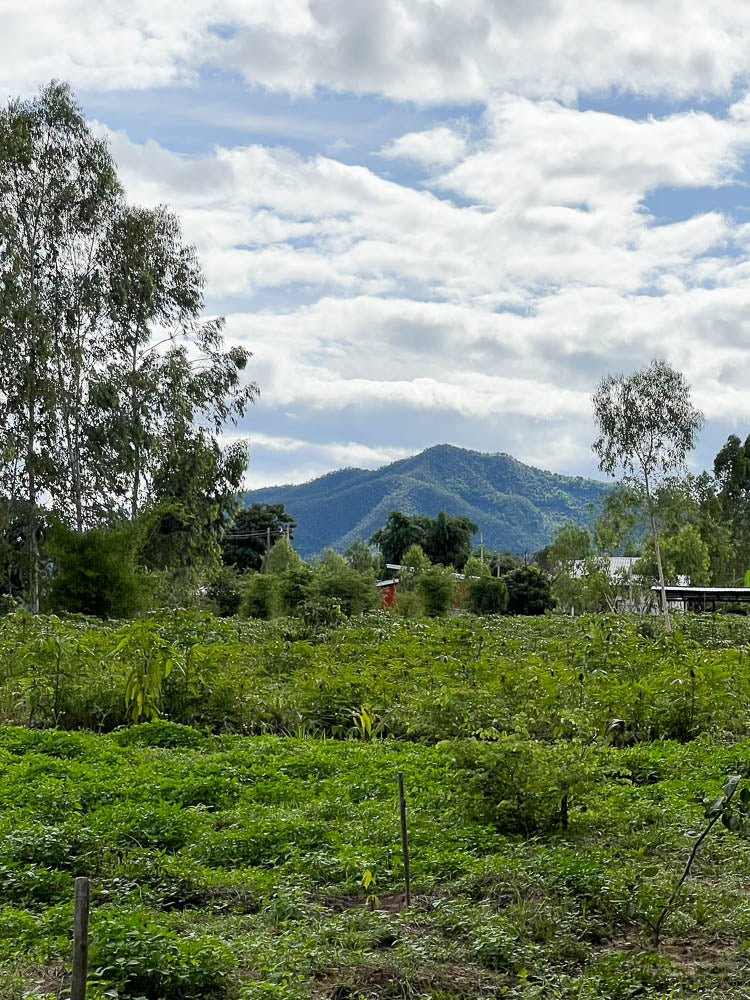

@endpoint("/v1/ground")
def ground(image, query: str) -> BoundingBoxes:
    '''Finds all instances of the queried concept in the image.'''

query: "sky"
[4,2,750,489]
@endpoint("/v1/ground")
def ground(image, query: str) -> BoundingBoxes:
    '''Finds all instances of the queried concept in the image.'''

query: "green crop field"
[4,610,750,999]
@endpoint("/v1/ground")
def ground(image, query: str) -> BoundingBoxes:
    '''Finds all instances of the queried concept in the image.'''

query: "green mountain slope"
[245,444,611,557]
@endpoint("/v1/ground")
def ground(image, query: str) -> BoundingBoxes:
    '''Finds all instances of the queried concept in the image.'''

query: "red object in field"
[377,580,397,607]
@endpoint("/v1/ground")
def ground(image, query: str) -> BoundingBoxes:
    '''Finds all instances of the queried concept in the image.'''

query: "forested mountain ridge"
[245,444,611,557]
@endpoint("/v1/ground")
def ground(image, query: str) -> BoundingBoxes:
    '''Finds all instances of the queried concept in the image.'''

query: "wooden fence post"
[71,876,90,1000]
[397,771,411,906]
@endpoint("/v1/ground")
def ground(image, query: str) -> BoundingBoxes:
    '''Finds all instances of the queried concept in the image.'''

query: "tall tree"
[344,539,380,574]
[0,82,259,611]
[592,359,704,632]
[0,81,120,611]
[424,511,477,570]
[713,433,750,581]
[102,205,257,522]
[222,503,296,573]
[371,511,430,566]
[371,510,477,569]
[140,430,249,602]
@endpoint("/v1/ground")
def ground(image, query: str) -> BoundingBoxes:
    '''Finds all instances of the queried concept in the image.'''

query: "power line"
[223,527,290,540]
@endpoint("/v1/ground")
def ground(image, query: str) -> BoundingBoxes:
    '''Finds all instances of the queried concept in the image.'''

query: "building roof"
[571,556,639,579]
[651,586,750,600]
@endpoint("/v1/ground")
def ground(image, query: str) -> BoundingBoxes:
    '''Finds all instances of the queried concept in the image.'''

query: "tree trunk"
[645,473,670,633]
[26,393,39,616]
[130,339,140,521]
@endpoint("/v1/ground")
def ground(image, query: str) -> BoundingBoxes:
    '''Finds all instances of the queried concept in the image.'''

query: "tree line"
[542,359,750,619]
[211,505,554,621]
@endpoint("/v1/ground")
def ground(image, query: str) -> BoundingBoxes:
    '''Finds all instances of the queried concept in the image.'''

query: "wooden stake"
[71,876,90,1000]
[397,771,411,906]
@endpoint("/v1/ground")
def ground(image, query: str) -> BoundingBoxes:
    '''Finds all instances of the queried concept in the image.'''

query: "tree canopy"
[222,503,296,573]
[371,510,477,569]
[592,359,703,631]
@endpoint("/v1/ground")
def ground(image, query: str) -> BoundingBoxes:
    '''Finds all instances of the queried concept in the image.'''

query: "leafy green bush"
[114,720,206,749]
[277,564,314,614]
[311,551,379,616]
[391,588,425,617]
[298,596,345,629]
[0,862,71,907]
[44,520,155,619]
[448,737,594,836]
[504,565,555,615]
[242,573,278,620]
[89,909,233,999]
[417,565,456,617]
[467,576,508,615]
[204,565,243,617]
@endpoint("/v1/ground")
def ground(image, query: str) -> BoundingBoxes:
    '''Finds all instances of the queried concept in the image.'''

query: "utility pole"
[479,533,484,564]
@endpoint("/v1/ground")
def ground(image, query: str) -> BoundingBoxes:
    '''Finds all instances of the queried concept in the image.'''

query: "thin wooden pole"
[397,771,411,906]
[71,876,90,1000]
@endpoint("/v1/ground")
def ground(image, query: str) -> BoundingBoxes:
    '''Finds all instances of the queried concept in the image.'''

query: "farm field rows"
[4,611,750,998]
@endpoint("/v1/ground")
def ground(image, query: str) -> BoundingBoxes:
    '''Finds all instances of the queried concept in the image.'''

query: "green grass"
[5,611,750,997]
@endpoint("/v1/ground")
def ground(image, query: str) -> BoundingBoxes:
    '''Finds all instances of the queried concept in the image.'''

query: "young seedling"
[361,868,379,910]
[647,773,748,947]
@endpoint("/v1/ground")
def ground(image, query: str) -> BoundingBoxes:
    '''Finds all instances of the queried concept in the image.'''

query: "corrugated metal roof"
[571,556,639,579]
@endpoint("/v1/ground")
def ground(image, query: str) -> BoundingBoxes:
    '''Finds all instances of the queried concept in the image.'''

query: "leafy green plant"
[204,565,243,617]
[242,573,278,620]
[467,576,508,615]
[417,565,456,617]
[44,520,155,619]
[350,707,384,740]
[504,565,555,615]
[89,908,233,998]
[299,597,345,629]
[114,619,178,721]
[449,736,594,836]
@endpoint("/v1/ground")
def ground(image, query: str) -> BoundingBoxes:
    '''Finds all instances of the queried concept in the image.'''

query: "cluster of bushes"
[389,545,554,619]
[209,536,554,623]
[209,541,381,621]
[6,512,554,624]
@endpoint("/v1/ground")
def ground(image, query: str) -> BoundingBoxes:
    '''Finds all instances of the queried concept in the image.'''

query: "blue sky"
[5,2,750,488]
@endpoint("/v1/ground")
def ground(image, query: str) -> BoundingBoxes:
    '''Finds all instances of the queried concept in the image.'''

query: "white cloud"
[234,433,414,487]
[5,1,750,104]
[101,98,750,310]
[95,91,750,488]
[379,126,468,167]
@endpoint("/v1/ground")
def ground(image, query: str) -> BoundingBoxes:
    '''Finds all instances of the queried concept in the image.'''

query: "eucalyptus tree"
[712,433,750,581]
[0,81,120,611]
[592,359,704,631]
[102,205,258,525]
[0,82,258,611]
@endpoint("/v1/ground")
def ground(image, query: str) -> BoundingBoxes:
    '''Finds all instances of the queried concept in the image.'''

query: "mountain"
[245,444,612,558]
